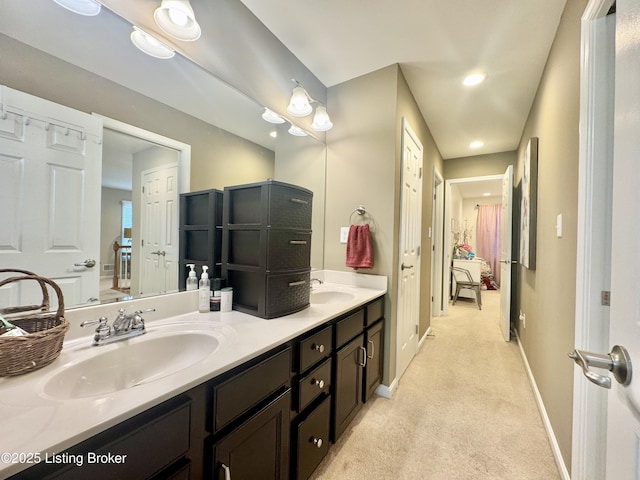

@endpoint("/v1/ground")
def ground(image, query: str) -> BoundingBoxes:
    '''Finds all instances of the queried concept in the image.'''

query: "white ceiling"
[239,0,567,159]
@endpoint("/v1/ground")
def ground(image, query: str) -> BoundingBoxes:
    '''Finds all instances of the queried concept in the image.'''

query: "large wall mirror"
[0,0,326,309]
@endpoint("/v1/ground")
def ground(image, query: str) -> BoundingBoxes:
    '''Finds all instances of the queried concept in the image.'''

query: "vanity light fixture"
[288,125,308,137]
[286,79,333,131]
[154,0,201,41]
[463,72,487,87]
[262,108,286,124]
[52,0,101,16]
[469,140,484,149]
[130,26,175,59]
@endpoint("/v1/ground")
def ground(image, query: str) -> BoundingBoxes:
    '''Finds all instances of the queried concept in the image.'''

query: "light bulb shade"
[52,0,101,16]
[130,27,175,59]
[154,0,201,41]
[262,108,285,124]
[288,125,308,137]
[287,86,313,117]
[311,106,333,131]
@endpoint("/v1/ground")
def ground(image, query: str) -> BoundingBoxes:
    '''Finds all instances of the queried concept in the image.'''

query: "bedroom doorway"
[442,174,505,317]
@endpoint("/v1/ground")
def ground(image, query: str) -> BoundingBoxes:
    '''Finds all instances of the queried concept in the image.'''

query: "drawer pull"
[288,280,307,287]
[311,437,323,449]
[367,340,375,359]
[312,378,325,389]
[358,346,367,367]
[221,463,231,480]
[290,197,309,205]
[312,343,325,353]
[289,240,308,245]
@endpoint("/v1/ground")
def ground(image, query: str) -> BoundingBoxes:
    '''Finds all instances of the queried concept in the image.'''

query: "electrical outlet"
[519,311,526,328]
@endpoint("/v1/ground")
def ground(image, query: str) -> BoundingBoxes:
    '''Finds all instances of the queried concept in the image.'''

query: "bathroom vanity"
[0,273,386,480]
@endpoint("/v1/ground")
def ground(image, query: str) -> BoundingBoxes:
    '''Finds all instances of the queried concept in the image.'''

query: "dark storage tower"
[222,180,312,318]
[179,189,223,289]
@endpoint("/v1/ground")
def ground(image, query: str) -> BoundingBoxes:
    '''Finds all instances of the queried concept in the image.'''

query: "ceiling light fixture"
[154,0,201,41]
[287,79,333,131]
[262,108,286,124]
[469,140,484,149]
[463,73,487,87]
[52,0,101,16]
[130,26,175,59]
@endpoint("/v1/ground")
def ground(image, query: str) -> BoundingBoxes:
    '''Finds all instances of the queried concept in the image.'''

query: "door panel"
[500,165,513,342]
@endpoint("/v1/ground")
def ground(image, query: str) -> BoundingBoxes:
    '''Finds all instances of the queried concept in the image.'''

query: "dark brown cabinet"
[332,333,365,442]
[211,389,291,480]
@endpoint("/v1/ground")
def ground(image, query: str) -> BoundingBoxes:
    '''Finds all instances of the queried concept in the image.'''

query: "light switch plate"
[340,227,349,243]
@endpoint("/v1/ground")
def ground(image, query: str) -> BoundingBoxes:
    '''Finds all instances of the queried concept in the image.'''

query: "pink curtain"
[476,204,502,286]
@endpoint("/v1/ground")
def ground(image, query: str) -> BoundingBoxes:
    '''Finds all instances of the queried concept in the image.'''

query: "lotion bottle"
[186,264,198,291]
[198,265,210,313]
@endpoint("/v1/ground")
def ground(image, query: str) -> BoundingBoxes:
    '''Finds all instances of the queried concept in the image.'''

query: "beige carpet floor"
[309,290,561,480]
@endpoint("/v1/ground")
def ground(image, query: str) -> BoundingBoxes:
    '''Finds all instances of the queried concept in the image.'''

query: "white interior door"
[396,119,423,380]
[604,0,640,475]
[139,165,178,297]
[499,165,513,342]
[0,86,102,307]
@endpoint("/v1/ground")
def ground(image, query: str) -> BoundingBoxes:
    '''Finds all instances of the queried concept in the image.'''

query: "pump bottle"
[186,264,198,291]
[198,266,210,313]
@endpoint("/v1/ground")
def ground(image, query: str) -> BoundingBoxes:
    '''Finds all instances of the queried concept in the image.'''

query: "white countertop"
[0,272,386,478]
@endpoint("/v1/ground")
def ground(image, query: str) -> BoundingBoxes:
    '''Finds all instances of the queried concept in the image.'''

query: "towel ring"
[349,205,367,224]
[349,205,376,232]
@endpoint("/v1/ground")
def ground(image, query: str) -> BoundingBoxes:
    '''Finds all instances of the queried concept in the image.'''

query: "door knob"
[74,259,96,268]
[401,263,414,270]
[150,250,166,256]
[568,345,632,389]
[500,259,517,264]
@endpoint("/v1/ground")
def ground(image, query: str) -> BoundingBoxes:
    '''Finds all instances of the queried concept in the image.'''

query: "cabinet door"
[212,389,291,480]
[364,319,384,403]
[332,333,364,442]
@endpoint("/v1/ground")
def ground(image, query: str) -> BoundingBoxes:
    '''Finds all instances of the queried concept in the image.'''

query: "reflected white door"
[605,0,640,475]
[0,86,102,307]
[139,165,178,297]
[499,165,513,342]
[396,119,423,380]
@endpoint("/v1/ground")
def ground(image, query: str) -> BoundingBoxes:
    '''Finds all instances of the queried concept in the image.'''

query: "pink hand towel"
[346,224,373,269]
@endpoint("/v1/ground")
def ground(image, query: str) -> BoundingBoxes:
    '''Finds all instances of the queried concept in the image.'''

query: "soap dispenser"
[198,265,210,313]
[186,264,198,291]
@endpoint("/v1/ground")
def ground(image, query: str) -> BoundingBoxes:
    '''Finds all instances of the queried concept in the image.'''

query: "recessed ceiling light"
[130,26,175,59]
[463,73,487,87]
[470,140,484,149]
[262,108,285,124]
[52,0,101,16]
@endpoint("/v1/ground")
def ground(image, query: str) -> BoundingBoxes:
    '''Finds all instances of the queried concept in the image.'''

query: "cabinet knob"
[312,378,325,389]
[312,437,323,448]
[313,343,325,353]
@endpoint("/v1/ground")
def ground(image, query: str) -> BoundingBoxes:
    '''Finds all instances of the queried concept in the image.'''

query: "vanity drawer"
[295,395,331,480]
[298,324,333,372]
[335,309,365,348]
[211,346,291,432]
[226,229,312,272]
[297,357,331,412]
[365,297,384,326]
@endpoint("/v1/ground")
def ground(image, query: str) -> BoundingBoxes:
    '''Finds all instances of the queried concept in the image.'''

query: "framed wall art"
[520,137,538,269]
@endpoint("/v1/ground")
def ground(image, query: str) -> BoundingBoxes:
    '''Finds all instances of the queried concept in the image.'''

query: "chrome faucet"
[81,308,155,346]
[309,278,324,289]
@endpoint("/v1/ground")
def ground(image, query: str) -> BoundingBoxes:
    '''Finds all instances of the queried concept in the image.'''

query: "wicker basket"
[0,273,69,376]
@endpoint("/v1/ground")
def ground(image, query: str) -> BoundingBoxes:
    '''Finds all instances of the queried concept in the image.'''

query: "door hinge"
[418,167,423,179]
[141,239,144,247]
[142,186,145,194]
[601,291,611,306]
[417,246,421,256]
[415,325,419,335]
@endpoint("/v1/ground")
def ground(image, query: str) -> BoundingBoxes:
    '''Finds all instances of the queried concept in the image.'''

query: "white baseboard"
[375,377,398,399]
[418,326,432,349]
[515,330,571,480]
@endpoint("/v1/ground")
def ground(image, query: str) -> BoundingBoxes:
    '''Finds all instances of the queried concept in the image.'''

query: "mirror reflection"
[0,0,326,309]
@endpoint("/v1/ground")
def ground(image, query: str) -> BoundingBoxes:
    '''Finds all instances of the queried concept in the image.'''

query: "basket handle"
[0,269,50,312]
[0,275,64,320]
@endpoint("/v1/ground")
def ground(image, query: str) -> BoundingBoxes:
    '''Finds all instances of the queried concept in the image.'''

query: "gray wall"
[514,0,587,469]
[444,151,516,180]
[325,64,443,385]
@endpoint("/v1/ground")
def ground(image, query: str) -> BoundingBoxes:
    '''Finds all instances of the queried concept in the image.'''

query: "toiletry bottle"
[198,265,210,313]
[186,264,198,291]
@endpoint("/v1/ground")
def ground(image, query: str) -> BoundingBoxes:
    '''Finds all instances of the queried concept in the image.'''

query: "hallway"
[310,291,561,479]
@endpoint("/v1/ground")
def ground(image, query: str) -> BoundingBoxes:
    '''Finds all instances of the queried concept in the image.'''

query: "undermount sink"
[310,290,356,304]
[42,327,226,400]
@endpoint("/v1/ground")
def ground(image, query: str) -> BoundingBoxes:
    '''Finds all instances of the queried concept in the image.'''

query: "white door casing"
[571,0,614,478]
[0,85,102,307]
[499,165,514,342]
[139,165,179,297]
[431,168,444,318]
[396,118,423,380]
